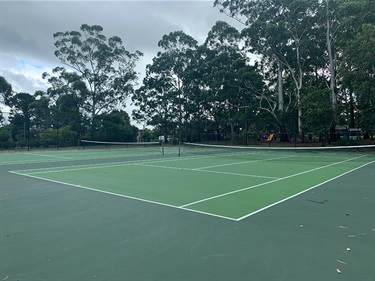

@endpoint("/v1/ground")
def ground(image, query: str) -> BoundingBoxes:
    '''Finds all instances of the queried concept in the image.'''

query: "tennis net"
[79,140,164,155]
[181,142,375,163]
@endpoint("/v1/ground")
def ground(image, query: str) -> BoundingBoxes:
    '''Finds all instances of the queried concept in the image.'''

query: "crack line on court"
[179,154,369,209]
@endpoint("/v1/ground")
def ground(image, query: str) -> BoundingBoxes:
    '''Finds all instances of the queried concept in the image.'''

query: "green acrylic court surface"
[1,144,374,281]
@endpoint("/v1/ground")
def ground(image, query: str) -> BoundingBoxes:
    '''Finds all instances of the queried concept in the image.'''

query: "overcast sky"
[1,1,241,113]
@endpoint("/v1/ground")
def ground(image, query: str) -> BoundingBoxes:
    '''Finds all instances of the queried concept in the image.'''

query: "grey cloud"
[1,1,240,94]
[2,1,237,56]
[1,68,46,94]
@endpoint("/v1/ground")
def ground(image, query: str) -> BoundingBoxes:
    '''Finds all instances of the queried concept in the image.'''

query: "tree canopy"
[45,24,143,119]
[1,2,374,149]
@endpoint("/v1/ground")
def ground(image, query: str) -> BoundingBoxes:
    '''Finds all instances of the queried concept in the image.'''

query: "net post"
[161,140,164,155]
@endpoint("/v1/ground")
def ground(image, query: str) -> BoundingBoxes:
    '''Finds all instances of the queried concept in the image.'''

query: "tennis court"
[1,143,374,280]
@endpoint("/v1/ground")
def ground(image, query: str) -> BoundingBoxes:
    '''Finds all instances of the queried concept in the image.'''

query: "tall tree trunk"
[349,91,355,128]
[326,0,338,142]
[278,60,284,112]
[277,61,289,142]
[326,6,337,114]
[280,40,304,141]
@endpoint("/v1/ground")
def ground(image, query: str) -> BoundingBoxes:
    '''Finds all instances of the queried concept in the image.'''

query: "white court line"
[192,155,295,170]
[8,156,374,222]
[1,148,165,165]
[8,171,238,221]
[179,154,369,208]
[21,162,145,175]
[194,169,279,179]
[1,153,147,165]
[23,152,72,160]
[236,159,375,221]
[134,163,279,179]
[12,155,192,174]
[19,157,279,179]
[15,152,278,175]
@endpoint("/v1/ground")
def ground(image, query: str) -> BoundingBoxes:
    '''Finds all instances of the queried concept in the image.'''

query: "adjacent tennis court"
[1,143,374,280]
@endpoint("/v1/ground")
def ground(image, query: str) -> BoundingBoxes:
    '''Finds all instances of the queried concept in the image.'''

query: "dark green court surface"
[0,146,374,280]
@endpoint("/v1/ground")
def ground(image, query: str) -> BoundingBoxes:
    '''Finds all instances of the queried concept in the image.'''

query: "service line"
[179,155,369,209]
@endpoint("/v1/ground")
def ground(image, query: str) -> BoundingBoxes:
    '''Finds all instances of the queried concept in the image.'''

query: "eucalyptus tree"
[92,110,137,142]
[300,88,334,140]
[43,68,86,134]
[192,21,262,141]
[132,69,177,139]
[7,92,35,147]
[132,31,198,141]
[0,76,13,125]
[0,76,13,106]
[343,23,375,134]
[1,78,54,146]
[54,94,84,135]
[214,0,320,140]
[7,91,53,146]
[157,31,198,131]
[7,93,35,122]
[341,0,375,132]
[312,0,373,137]
[319,0,341,118]
[46,24,142,120]
[29,91,53,132]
